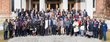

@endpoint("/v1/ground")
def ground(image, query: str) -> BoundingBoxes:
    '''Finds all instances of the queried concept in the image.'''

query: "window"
[11,0,14,12]
[93,0,96,8]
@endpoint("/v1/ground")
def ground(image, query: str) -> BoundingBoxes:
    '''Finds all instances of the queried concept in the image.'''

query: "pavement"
[8,35,101,42]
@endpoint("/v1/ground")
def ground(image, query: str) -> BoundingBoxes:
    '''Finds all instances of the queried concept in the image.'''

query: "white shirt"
[45,20,48,29]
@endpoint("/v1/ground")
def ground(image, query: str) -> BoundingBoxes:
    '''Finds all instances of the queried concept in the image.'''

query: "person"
[62,9,66,16]
[3,19,9,40]
[86,19,94,38]
[93,19,99,38]
[100,20,108,41]
[45,18,49,35]
[73,19,79,36]
[40,17,45,36]
[15,18,19,37]
[64,17,71,35]
[80,20,85,36]
[56,18,61,35]
[83,9,88,17]
[52,18,57,35]
[8,19,14,38]
[60,18,64,35]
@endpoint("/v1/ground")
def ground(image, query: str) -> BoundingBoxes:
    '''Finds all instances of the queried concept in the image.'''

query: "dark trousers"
[65,26,69,35]
[18,29,21,36]
[4,31,8,40]
[9,30,13,38]
[27,29,30,35]
[52,25,57,35]
[17,26,23,36]
[70,28,74,36]
[15,29,18,37]
[93,30,98,38]
[100,31,107,41]
[40,26,45,36]
[57,27,61,35]
[15,26,19,37]
[45,28,48,35]
[21,29,27,36]
[75,32,78,36]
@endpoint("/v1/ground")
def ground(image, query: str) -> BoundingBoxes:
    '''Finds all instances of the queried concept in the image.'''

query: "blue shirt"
[101,23,108,32]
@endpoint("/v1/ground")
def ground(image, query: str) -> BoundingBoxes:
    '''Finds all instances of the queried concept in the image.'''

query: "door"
[50,4,56,9]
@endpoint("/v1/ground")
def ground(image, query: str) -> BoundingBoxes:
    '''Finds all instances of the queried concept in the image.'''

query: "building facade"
[0,0,101,18]
[0,0,11,17]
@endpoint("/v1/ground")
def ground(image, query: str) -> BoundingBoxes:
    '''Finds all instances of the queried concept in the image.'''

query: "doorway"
[50,4,56,9]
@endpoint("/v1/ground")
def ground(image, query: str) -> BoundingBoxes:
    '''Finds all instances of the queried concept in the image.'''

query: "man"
[64,17,71,35]
[62,9,66,15]
[15,18,19,37]
[100,20,108,41]
[86,19,94,38]
[8,19,14,38]
[45,18,49,35]
[52,18,57,35]
[3,19,8,40]
[83,9,88,17]
[93,19,99,38]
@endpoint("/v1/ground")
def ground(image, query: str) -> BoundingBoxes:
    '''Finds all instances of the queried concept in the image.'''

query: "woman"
[73,19,79,36]
[80,20,85,36]
[56,18,61,35]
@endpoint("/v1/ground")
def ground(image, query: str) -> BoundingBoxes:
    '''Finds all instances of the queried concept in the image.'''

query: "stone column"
[48,3,50,10]
[62,0,68,11]
[60,3,63,11]
[80,0,86,11]
[22,0,26,10]
[70,3,72,11]
[35,3,37,9]
[14,0,21,10]
[76,0,78,14]
[85,0,93,18]
[39,0,45,11]
[56,4,58,9]
[29,0,31,10]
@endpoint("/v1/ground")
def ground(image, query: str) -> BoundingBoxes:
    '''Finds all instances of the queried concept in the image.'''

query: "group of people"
[3,8,108,41]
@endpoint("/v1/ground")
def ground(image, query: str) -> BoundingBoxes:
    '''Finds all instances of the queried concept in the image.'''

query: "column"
[76,0,78,14]
[14,0,21,10]
[70,3,72,11]
[39,0,45,11]
[35,3,37,9]
[80,0,86,11]
[48,3,50,10]
[22,0,26,10]
[56,4,58,9]
[29,0,31,10]
[85,0,93,18]
[62,0,68,11]
[20,0,22,9]
[60,3,63,11]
